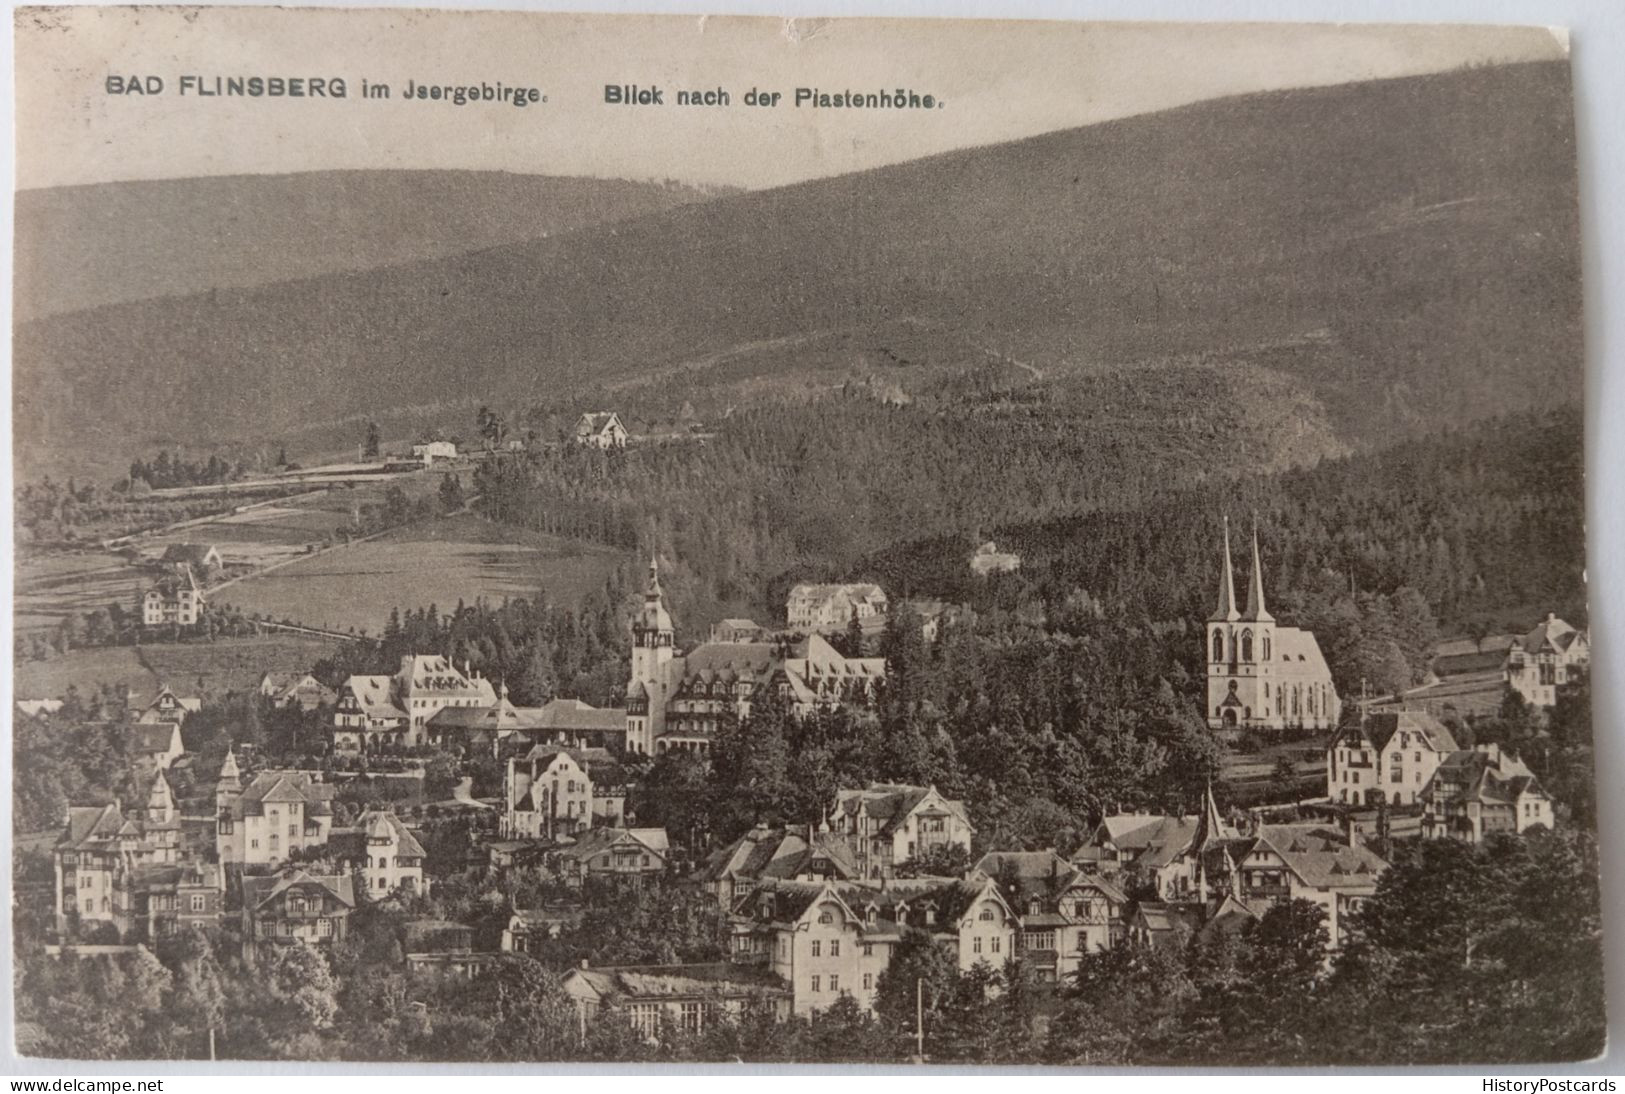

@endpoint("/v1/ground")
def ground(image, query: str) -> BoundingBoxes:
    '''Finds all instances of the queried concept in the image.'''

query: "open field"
[13,644,157,701]
[211,514,627,636]
[138,635,348,696]
[12,634,347,703]
[14,551,144,633]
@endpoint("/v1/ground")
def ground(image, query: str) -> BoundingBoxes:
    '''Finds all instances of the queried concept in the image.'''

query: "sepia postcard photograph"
[5,5,1608,1070]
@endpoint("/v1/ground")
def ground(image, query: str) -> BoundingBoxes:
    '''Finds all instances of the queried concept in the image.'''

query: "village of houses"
[22,464,1590,1039]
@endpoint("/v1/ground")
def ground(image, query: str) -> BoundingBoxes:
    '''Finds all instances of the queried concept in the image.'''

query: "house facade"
[329,810,429,896]
[259,672,338,711]
[625,558,885,755]
[142,570,203,626]
[1419,745,1555,843]
[728,877,1017,1016]
[215,754,336,869]
[563,963,792,1039]
[1503,613,1590,708]
[974,850,1128,982]
[695,822,862,910]
[503,746,595,839]
[574,412,629,449]
[334,655,497,751]
[1326,710,1461,807]
[827,784,974,879]
[1205,520,1341,732]
[785,583,888,632]
[557,827,670,886]
[54,772,184,936]
[969,541,1021,576]
[241,869,355,959]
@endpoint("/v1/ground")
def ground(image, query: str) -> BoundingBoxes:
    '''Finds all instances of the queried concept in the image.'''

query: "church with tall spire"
[1205,518,1341,733]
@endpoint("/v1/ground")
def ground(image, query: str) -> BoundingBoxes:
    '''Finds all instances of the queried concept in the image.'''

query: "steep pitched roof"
[563,826,670,862]
[1365,710,1460,754]
[1240,825,1389,891]
[698,824,861,885]
[831,784,972,837]
[242,869,355,911]
[1516,614,1582,656]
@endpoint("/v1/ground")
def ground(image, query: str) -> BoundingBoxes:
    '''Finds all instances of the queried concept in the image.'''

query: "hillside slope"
[15,62,1580,484]
[14,170,720,321]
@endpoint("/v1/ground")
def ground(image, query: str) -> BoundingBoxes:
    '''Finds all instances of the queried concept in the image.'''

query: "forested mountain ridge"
[475,397,1584,666]
[17,61,1579,485]
[14,170,723,322]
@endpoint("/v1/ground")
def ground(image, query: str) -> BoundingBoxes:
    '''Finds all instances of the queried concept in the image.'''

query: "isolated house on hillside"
[160,543,223,573]
[1503,612,1590,708]
[785,583,888,632]
[142,569,203,626]
[969,541,1021,576]
[574,412,628,449]
[411,439,458,464]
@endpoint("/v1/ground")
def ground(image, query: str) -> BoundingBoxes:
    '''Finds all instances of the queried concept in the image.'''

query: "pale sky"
[13,8,1567,190]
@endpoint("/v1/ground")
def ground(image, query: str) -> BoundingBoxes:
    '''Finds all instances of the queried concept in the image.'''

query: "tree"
[363,421,381,460]
[438,474,466,514]
[895,842,972,878]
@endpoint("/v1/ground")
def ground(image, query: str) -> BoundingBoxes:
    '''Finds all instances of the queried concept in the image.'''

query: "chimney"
[1344,813,1360,849]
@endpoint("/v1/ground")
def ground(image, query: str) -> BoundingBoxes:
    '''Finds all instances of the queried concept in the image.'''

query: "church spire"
[1209,517,1239,623]
[1241,518,1274,623]
[645,555,663,600]
[1195,781,1227,853]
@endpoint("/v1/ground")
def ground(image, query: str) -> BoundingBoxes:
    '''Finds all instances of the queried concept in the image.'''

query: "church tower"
[1207,519,1287,731]
[626,556,676,754]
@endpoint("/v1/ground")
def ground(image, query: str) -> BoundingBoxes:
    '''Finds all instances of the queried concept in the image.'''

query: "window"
[991,936,1002,954]
[1391,769,1403,783]
[191,894,205,912]
[80,875,91,889]
[1211,632,1224,661]
[863,973,873,990]
[318,918,334,937]
[973,936,983,954]
[629,1003,660,1038]
[378,877,387,889]
[811,975,821,993]
[680,1002,703,1032]
[251,839,260,850]
[818,910,833,924]
[979,908,996,921]
[270,835,279,850]
[1262,635,1272,660]
[288,825,297,837]
[829,975,840,993]
[830,940,840,958]
[1241,630,1254,661]
[812,941,821,957]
